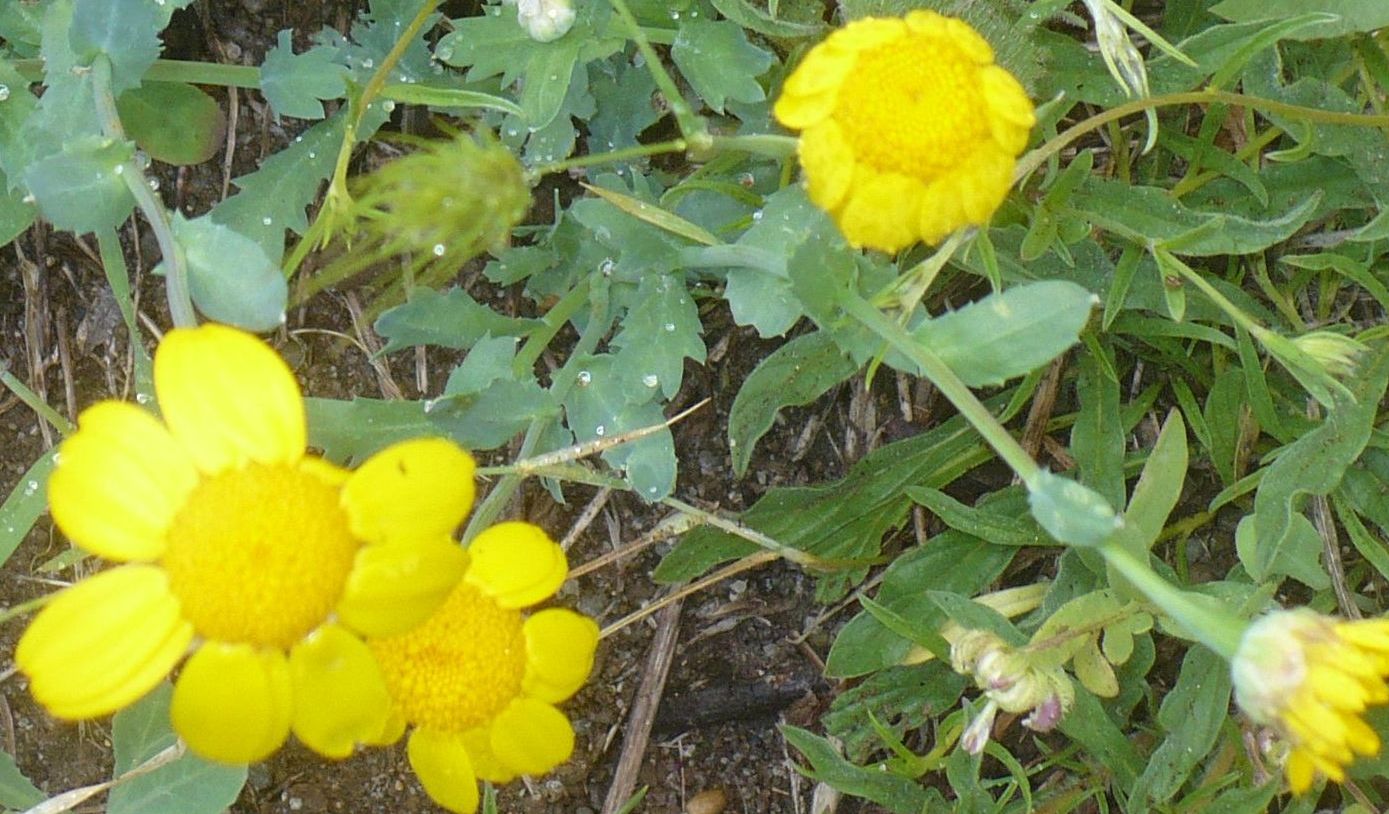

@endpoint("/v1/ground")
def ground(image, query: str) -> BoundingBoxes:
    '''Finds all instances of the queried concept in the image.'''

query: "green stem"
[606,0,708,146]
[95,229,154,394]
[839,294,1041,484]
[873,230,968,312]
[91,56,196,328]
[1015,89,1389,183]
[528,138,688,180]
[14,58,261,88]
[513,278,591,375]
[1100,541,1246,659]
[706,133,798,160]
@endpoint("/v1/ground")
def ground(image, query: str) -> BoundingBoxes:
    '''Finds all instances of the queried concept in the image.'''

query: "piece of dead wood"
[601,596,684,814]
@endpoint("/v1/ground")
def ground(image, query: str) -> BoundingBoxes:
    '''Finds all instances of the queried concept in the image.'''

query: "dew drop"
[362,58,375,69]
[594,424,606,437]
[147,177,160,191]
[599,258,615,275]
[307,151,317,159]
[642,373,659,388]
[663,322,676,332]
[576,370,592,386]
[262,216,273,226]
[0,85,10,102]
[113,164,124,175]
[383,100,396,112]
[432,243,446,256]
[751,210,764,221]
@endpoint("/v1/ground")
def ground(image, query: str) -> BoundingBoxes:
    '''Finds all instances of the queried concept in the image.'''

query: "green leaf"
[823,663,966,761]
[1129,647,1232,808]
[375,287,542,353]
[728,331,857,476]
[825,531,1014,677]
[1058,686,1142,788]
[905,486,1046,548]
[378,82,522,116]
[259,30,348,120]
[1071,340,1125,509]
[587,58,660,151]
[1236,512,1329,590]
[116,81,224,165]
[1210,0,1389,39]
[428,337,558,450]
[108,684,247,814]
[169,214,287,331]
[209,113,345,263]
[563,354,676,500]
[69,0,161,93]
[24,134,135,234]
[1027,471,1122,548]
[610,274,705,399]
[1066,176,1322,256]
[306,397,435,465]
[1245,342,1389,583]
[781,726,934,814]
[0,449,55,571]
[708,0,827,38]
[671,19,774,113]
[910,280,1097,387]
[0,749,42,810]
[0,166,36,249]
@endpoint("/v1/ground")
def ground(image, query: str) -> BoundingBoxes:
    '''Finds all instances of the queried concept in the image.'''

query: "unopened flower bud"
[960,699,999,755]
[1292,331,1366,380]
[517,0,576,42]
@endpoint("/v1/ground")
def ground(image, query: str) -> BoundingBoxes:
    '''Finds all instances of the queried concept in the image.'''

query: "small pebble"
[685,788,727,814]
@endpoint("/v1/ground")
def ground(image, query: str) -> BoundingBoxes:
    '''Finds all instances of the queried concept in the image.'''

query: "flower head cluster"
[951,630,1074,753]
[1232,609,1389,793]
[369,522,598,814]
[773,11,1035,253]
[18,325,478,763]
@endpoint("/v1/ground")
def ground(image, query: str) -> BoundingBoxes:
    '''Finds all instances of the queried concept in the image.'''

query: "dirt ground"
[0,1,900,812]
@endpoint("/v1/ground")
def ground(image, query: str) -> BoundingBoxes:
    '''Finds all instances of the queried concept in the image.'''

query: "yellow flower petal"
[341,438,476,547]
[955,149,1013,224]
[366,709,408,746]
[48,402,197,561]
[171,642,293,764]
[460,726,516,784]
[838,171,923,252]
[980,66,1037,151]
[489,698,574,776]
[940,15,995,63]
[17,565,191,719]
[833,17,906,51]
[798,120,854,212]
[522,609,599,704]
[1286,749,1317,794]
[464,522,566,609]
[288,625,392,759]
[335,539,469,637]
[408,727,480,814]
[773,89,839,131]
[780,45,855,100]
[155,324,305,474]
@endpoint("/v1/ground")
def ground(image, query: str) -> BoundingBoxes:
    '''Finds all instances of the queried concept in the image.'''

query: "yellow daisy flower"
[368,522,598,814]
[17,324,477,765]
[1232,609,1389,793]
[773,11,1036,253]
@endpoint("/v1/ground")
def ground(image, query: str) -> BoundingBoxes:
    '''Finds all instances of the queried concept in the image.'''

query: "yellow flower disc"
[774,11,1035,252]
[370,582,527,732]
[162,462,359,650]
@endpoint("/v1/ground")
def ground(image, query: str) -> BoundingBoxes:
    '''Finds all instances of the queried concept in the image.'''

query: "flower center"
[369,582,526,732]
[833,36,988,180]
[162,462,359,650]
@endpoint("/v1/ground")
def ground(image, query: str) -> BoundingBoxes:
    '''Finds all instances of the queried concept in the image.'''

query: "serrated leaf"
[24,134,135,234]
[428,336,557,449]
[1210,0,1389,39]
[611,274,705,400]
[69,0,161,94]
[708,0,826,38]
[374,287,541,353]
[306,397,435,465]
[108,684,247,814]
[587,58,660,151]
[209,113,344,263]
[671,19,773,113]
[728,331,856,475]
[715,186,829,337]
[1245,342,1389,583]
[911,280,1096,387]
[260,30,348,120]
[0,166,36,247]
[0,449,55,571]
[0,749,42,809]
[116,81,224,165]
[169,214,287,331]
[564,354,676,500]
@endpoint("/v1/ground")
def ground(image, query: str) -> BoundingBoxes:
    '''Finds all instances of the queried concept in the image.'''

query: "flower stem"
[1100,541,1245,659]
[606,0,709,147]
[91,56,196,328]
